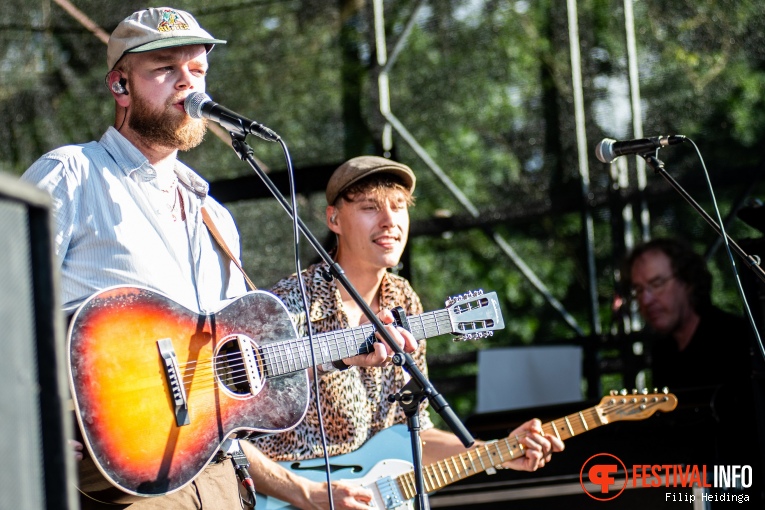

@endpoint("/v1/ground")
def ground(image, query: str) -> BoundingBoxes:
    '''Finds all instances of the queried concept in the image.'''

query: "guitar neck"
[262,309,453,376]
[395,405,605,497]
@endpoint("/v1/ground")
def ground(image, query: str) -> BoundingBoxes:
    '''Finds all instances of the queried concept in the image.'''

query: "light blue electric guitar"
[257,390,678,509]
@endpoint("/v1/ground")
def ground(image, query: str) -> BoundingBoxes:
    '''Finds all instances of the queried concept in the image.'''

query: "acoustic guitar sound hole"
[214,336,251,396]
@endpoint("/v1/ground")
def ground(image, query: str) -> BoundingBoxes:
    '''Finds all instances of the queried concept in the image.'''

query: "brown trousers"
[78,461,244,510]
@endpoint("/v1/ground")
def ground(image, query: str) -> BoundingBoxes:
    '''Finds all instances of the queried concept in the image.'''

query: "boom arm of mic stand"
[641,154,765,284]
[228,135,474,447]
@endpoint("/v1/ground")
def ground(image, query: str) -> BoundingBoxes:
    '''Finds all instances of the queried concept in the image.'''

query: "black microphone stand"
[640,153,765,285]
[227,132,474,509]
[641,152,765,364]
[388,375,431,510]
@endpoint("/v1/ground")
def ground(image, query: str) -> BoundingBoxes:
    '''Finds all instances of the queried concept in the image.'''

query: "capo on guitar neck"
[390,306,411,333]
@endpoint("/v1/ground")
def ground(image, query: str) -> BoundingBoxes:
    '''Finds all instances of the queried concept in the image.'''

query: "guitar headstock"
[597,388,678,424]
[444,290,505,340]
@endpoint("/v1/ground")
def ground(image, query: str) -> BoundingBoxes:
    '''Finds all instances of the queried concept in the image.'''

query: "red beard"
[128,89,207,151]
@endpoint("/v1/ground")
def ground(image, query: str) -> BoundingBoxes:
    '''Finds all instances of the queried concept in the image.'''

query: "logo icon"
[580,453,628,501]
[157,9,190,32]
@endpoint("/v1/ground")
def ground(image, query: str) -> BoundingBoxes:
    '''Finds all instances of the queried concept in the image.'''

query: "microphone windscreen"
[184,92,211,119]
[595,138,616,163]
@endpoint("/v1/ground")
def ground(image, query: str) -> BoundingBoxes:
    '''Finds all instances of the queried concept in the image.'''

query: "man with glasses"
[625,239,761,506]
[625,237,752,390]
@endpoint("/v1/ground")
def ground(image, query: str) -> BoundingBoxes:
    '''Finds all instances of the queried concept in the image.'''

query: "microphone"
[184,92,280,142]
[595,135,686,163]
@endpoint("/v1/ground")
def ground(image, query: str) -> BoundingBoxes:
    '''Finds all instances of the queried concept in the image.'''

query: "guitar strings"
[171,309,477,391]
[401,399,664,497]
[250,311,455,377]
[401,408,605,493]
[176,309,451,375]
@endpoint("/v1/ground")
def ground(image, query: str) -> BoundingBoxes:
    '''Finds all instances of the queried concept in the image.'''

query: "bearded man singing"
[22,8,415,508]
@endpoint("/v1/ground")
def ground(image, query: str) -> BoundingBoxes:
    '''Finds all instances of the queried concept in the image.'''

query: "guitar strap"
[201,206,257,291]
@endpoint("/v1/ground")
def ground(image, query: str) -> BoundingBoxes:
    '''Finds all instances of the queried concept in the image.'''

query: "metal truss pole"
[567,0,602,336]
[372,0,584,336]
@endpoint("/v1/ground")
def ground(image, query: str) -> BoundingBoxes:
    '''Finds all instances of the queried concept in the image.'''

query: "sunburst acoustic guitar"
[68,286,503,499]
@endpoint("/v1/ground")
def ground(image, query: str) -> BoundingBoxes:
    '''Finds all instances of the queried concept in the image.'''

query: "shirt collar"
[99,127,210,198]
[308,264,396,323]
[309,264,335,322]
[378,272,396,310]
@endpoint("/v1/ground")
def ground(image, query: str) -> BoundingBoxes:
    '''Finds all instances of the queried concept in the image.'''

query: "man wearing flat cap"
[21,7,251,509]
[242,156,564,509]
[22,8,416,509]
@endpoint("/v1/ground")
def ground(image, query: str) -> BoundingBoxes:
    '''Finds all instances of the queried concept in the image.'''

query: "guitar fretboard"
[260,309,456,376]
[395,406,606,498]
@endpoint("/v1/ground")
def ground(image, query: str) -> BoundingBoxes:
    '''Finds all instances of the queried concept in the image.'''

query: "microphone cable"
[683,138,765,362]
[278,137,337,510]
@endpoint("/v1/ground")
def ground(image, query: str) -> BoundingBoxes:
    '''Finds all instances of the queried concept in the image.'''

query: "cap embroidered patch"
[157,9,190,32]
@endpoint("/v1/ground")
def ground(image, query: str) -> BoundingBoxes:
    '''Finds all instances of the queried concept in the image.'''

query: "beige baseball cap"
[107,7,226,70]
[326,156,416,205]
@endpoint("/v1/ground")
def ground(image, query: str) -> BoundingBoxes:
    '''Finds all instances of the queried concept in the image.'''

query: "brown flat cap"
[326,156,416,205]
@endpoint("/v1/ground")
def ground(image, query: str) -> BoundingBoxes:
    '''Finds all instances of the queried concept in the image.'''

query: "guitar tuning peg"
[641,388,648,395]
[632,389,638,395]
[619,389,628,396]
[661,387,669,394]
[609,389,618,396]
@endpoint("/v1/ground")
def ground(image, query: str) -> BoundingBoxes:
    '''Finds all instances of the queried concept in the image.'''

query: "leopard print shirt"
[252,261,434,461]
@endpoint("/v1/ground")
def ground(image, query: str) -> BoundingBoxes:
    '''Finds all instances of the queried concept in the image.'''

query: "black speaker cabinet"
[0,172,78,510]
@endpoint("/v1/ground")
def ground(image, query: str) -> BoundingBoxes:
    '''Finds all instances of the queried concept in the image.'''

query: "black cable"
[685,138,765,361]
[278,137,336,510]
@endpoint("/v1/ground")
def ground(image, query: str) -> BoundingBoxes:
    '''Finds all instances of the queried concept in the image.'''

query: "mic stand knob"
[388,378,430,510]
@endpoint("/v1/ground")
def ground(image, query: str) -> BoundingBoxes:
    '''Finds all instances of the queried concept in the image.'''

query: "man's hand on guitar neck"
[343,309,417,368]
[420,419,564,473]
[490,418,564,472]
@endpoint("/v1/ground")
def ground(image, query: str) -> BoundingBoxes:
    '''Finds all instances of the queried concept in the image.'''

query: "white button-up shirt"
[22,127,247,314]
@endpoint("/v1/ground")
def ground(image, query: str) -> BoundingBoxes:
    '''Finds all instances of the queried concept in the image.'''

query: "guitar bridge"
[157,338,190,426]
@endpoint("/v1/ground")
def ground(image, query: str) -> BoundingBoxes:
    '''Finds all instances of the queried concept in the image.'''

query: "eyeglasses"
[630,274,675,299]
